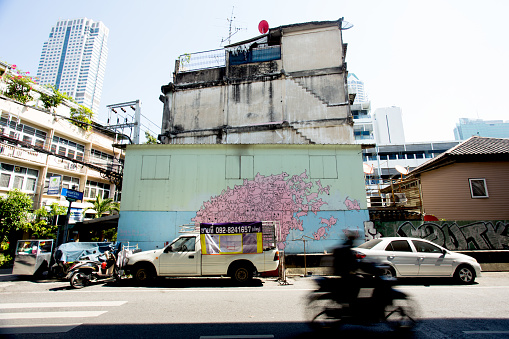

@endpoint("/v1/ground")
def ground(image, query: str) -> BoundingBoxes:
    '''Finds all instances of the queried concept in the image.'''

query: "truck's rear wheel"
[134,265,154,284]
[231,265,252,284]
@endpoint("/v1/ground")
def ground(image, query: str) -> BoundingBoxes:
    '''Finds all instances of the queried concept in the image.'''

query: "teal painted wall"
[117,144,369,253]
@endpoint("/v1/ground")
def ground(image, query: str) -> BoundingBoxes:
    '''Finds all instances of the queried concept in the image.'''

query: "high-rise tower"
[347,73,368,104]
[36,18,109,113]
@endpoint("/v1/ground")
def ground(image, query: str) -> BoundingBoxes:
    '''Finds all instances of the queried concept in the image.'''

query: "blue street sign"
[61,188,84,202]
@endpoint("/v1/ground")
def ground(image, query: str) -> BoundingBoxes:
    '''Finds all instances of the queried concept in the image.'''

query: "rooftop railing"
[176,45,282,74]
[177,49,226,73]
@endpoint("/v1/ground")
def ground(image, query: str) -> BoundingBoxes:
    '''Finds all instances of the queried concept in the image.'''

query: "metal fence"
[177,49,226,73]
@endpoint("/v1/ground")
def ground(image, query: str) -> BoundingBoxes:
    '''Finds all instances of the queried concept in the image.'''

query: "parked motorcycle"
[67,250,119,288]
[306,271,418,332]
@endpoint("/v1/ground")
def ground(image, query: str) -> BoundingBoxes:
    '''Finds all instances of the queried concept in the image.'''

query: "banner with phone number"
[200,222,263,255]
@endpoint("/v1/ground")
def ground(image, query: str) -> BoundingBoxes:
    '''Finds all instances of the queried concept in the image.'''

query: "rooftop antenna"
[220,6,245,46]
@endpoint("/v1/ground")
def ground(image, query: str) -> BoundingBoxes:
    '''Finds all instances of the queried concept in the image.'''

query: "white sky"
[0,0,507,142]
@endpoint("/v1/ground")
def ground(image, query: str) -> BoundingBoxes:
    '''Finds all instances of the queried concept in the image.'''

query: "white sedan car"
[354,237,482,284]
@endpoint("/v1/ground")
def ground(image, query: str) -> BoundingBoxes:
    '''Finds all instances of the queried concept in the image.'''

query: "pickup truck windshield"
[170,237,195,252]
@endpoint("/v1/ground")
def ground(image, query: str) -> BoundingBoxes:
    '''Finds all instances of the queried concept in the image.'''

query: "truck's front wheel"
[134,265,154,284]
[231,265,252,284]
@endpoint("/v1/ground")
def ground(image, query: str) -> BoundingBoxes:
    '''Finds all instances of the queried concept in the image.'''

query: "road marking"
[464,331,509,334]
[0,300,127,309]
[0,311,107,319]
[200,336,274,339]
[0,323,81,334]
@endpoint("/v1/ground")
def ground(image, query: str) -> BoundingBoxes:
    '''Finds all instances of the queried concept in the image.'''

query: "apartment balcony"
[0,143,47,165]
[47,155,87,174]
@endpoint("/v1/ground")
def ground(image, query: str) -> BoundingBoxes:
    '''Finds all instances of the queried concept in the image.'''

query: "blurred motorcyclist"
[332,231,358,277]
[331,231,383,306]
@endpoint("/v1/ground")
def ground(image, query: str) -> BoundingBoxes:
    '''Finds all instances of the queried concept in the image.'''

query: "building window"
[51,136,85,160]
[0,163,39,193]
[469,178,489,198]
[85,180,110,199]
[0,115,47,148]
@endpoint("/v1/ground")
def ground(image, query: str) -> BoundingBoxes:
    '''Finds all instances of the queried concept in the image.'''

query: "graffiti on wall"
[192,171,363,249]
[372,220,509,250]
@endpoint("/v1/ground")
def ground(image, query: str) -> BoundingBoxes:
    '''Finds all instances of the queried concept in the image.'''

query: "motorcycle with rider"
[306,231,418,332]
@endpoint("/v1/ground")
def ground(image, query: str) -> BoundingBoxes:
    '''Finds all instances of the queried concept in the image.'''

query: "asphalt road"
[0,272,508,338]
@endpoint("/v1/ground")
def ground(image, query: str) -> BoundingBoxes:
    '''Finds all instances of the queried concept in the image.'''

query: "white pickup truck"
[124,221,280,284]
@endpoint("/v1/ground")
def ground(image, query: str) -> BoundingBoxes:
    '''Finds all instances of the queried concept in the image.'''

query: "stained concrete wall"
[282,27,343,73]
[160,21,352,145]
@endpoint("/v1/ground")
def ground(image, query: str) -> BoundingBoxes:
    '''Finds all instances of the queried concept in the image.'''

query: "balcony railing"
[0,143,47,164]
[177,49,226,73]
[176,45,282,73]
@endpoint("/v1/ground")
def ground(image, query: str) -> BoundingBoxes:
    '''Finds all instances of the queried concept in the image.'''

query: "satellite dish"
[363,163,374,175]
[395,165,409,175]
[258,20,269,34]
[341,20,353,30]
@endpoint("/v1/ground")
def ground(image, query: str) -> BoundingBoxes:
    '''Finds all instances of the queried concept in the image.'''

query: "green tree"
[83,195,120,242]
[29,202,67,239]
[30,207,58,238]
[49,202,67,217]
[70,104,94,131]
[82,195,120,219]
[0,189,33,264]
[2,65,35,104]
[38,85,72,111]
[144,131,158,144]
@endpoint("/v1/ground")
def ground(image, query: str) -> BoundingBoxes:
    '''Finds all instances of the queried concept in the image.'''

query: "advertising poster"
[200,222,263,255]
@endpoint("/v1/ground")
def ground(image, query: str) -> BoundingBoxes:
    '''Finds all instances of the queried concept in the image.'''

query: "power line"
[140,113,160,128]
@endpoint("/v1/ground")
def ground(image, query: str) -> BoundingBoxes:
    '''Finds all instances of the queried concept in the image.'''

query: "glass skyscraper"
[454,118,509,140]
[36,18,109,114]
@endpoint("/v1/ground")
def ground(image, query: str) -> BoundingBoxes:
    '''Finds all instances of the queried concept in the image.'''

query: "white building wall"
[0,81,121,215]
[373,106,405,145]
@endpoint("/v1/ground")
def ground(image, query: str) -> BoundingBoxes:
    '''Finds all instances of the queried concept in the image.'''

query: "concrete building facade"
[1,62,122,226]
[373,106,405,145]
[118,19,369,253]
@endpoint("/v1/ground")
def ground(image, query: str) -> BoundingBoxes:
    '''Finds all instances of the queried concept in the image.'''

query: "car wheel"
[454,265,475,284]
[70,271,87,289]
[231,265,252,284]
[134,265,154,284]
[381,266,396,279]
